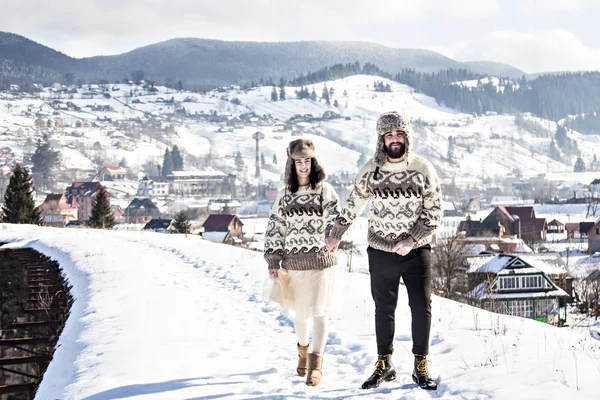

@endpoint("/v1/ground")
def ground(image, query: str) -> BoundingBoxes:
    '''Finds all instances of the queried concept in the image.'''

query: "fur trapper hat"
[373,111,414,166]
[284,138,326,186]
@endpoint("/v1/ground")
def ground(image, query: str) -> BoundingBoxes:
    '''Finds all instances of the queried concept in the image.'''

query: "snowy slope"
[2,75,599,187]
[1,224,598,400]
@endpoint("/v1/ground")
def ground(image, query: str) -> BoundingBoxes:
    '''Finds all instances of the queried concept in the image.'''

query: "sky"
[1,1,600,73]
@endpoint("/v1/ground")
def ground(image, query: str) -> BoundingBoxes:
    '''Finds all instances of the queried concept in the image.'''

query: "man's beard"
[384,143,406,159]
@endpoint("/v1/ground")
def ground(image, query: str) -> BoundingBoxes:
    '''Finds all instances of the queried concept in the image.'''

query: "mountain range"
[0,31,525,88]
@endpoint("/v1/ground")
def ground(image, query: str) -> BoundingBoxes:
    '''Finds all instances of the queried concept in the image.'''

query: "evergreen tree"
[235,151,245,170]
[118,157,128,168]
[549,139,562,161]
[172,210,191,234]
[1,165,41,224]
[272,153,278,165]
[574,157,586,172]
[31,134,61,190]
[447,136,455,163]
[333,99,339,107]
[322,84,330,104]
[357,153,367,168]
[279,86,286,100]
[88,187,115,229]
[271,86,278,101]
[162,149,173,176]
[310,89,317,101]
[171,145,184,171]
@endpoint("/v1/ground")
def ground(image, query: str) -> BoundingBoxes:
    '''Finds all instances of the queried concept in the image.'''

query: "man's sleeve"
[264,190,286,269]
[409,161,442,242]
[322,183,340,238]
[328,162,372,240]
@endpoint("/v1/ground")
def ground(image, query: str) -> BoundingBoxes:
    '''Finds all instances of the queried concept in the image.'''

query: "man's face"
[383,130,406,159]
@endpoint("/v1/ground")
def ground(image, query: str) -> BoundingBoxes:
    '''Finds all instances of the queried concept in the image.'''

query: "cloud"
[440,29,600,73]
[520,0,598,15]
[0,0,499,57]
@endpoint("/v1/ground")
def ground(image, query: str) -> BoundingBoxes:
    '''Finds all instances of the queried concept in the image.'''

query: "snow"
[1,223,599,399]
[3,74,600,189]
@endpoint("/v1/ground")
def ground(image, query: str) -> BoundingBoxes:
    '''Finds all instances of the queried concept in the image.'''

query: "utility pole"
[252,131,265,202]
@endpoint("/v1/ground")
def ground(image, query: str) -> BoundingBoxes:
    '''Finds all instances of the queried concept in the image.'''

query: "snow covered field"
[1,224,599,400]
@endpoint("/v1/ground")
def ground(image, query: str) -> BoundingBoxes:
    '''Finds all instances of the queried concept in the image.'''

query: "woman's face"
[294,157,312,182]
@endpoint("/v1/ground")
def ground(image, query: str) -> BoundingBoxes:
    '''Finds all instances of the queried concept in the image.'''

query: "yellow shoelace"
[416,358,429,376]
[374,359,386,375]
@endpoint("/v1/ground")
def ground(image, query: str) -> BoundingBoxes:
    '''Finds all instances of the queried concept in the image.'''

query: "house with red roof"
[40,194,79,227]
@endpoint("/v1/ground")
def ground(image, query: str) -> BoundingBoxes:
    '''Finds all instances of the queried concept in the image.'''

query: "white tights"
[295,316,328,354]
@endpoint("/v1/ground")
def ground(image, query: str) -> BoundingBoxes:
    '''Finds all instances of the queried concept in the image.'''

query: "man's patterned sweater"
[329,157,442,252]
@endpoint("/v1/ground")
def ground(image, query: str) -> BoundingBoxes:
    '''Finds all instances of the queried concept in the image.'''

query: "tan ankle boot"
[297,343,310,376]
[306,353,322,386]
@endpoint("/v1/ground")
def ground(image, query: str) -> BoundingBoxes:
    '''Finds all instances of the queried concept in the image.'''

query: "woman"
[264,138,340,387]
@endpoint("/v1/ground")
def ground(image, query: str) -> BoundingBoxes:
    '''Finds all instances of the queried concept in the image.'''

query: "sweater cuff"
[328,224,348,240]
[266,258,281,270]
[409,220,433,243]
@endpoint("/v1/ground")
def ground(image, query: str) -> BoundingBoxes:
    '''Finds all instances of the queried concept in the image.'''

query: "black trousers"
[367,245,432,356]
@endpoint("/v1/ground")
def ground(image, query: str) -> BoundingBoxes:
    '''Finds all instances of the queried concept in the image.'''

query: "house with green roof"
[465,254,569,325]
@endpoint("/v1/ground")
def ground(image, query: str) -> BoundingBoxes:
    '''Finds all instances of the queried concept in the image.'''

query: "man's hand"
[325,237,340,253]
[269,269,279,278]
[392,237,416,256]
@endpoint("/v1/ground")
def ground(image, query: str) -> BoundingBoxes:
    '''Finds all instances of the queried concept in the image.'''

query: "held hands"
[392,237,416,256]
[269,269,279,278]
[325,237,340,253]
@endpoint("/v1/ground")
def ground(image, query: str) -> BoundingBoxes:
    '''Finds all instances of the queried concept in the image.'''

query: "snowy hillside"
[1,224,599,400]
[1,75,598,188]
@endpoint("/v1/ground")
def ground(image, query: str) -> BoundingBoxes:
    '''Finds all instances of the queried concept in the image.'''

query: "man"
[326,111,441,390]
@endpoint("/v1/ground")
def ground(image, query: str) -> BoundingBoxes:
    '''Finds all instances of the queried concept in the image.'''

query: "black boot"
[412,355,437,390]
[361,354,396,389]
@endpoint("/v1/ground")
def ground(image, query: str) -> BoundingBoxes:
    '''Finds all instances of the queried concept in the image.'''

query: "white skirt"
[266,266,338,319]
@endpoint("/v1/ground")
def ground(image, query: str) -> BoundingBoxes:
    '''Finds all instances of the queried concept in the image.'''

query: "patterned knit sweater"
[264,182,339,270]
[329,157,442,252]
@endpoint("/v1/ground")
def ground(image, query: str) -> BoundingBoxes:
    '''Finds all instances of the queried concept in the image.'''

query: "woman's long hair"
[285,158,326,193]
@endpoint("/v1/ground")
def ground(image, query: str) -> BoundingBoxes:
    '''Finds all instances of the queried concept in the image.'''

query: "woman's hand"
[269,269,279,278]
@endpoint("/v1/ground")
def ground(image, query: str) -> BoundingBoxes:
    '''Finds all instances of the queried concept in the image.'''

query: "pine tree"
[172,210,191,234]
[235,151,245,170]
[171,145,184,171]
[271,86,278,101]
[119,157,128,168]
[1,165,41,224]
[447,136,455,163]
[322,84,330,104]
[88,187,115,229]
[279,86,286,101]
[31,134,60,190]
[162,149,173,176]
[310,89,317,101]
[357,153,367,168]
[574,157,586,172]
[272,153,278,165]
[333,99,339,107]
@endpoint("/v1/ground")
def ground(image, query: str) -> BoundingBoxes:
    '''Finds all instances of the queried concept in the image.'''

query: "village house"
[65,181,105,221]
[167,169,234,197]
[143,218,175,233]
[138,176,170,197]
[465,254,570,324]
[588,218,600,254]
[98,165,126,180]
[458,206,547,243]
[39,194,79,227]
[123,198,161,224]
[201,214,244,245]
[547,219,565,234]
